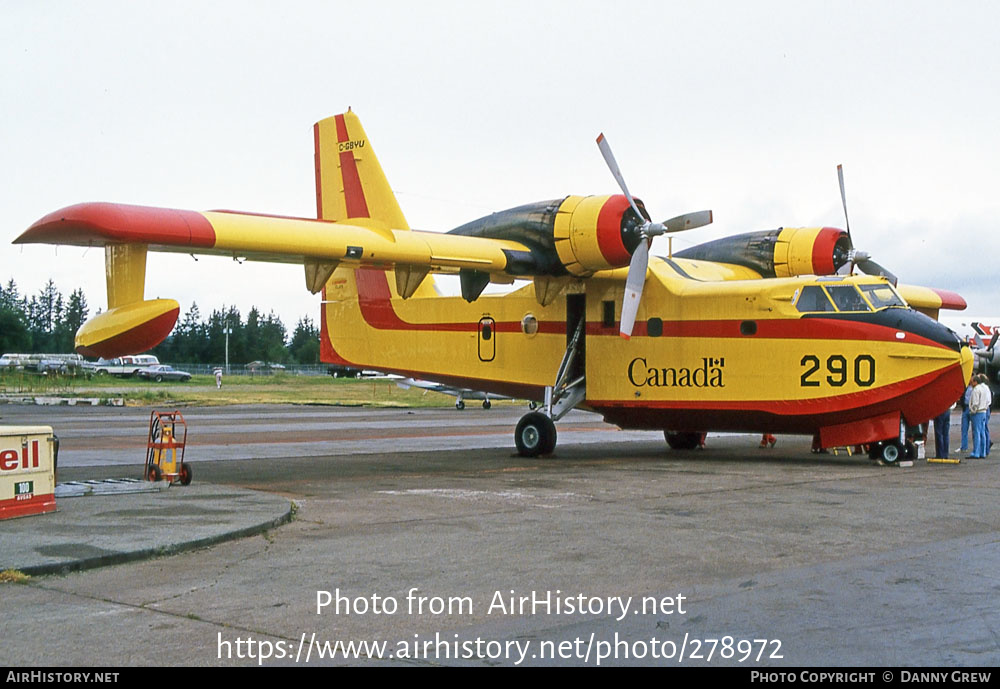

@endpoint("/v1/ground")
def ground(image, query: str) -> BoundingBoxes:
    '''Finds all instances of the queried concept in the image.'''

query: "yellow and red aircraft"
[15,111,972,462]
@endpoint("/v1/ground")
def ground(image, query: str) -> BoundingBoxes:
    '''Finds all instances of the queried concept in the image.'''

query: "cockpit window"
[826,285,872,312]
[859,284,905,309]
[794,285,836,313]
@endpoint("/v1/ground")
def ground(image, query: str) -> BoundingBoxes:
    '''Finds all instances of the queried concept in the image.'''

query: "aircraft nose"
[884,308,966,353]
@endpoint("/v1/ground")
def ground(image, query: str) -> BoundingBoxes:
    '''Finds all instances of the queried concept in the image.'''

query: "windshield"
[859,284,906,309]
[826,285,872,312]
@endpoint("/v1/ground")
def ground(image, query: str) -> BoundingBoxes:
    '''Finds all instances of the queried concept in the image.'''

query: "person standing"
[970,374,992,458]
[933,405,951,459]
[960,375,975,452]
[215,368,223,389]
[986,376,993,456]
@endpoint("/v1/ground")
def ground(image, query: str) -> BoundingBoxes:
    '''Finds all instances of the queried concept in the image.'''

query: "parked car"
[137,365,192,383]
[88,355,160,377]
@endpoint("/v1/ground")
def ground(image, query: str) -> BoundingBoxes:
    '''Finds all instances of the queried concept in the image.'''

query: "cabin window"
[602,300,616,328]
[826,285,871,312]
[647,318,663,337]
[794,285,835,313]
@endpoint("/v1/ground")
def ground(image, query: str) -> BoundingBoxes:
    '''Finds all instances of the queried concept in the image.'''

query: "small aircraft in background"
[15,111,971,462]
[940,317,1000,399]
[394,377,509,410]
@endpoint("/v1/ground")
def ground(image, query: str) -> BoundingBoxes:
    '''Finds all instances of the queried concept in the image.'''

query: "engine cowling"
[447,195,646,277]
[552,195,646,276]
[674,227,851,278]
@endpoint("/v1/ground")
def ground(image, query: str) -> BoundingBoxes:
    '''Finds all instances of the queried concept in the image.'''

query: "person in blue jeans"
[970,374,993,458]
[960,375,975,452]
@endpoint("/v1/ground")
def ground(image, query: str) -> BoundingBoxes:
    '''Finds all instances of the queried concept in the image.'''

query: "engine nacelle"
[552,195,645,276]
[447,194,647,277]
[75,299,179,358]
[674,227,851,278]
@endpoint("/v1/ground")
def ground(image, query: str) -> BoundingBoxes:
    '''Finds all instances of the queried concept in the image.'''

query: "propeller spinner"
[596,133,712,337]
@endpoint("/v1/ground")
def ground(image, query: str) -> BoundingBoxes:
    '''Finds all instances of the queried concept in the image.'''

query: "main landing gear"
[515,412,557,456]
[514,319,585,457]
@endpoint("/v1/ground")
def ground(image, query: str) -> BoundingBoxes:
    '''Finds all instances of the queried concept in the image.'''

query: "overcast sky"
[3,1,999,331]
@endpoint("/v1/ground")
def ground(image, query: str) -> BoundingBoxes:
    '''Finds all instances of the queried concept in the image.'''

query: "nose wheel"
[515,412,557,457]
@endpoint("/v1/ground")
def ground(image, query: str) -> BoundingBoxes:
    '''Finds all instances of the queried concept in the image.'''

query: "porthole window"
[647,317,663,337]
[740,320,757,336]
[521,314,538,335]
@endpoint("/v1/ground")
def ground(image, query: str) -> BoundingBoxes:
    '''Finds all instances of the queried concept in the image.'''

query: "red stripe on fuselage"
[616,317,947,349]
[354,269,948,348]
[335,114,369,219]
[355,269,564,333]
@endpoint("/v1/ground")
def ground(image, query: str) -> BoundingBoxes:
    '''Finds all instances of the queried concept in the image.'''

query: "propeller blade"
[663,210,713,233]
[989,332,999,352]
[596,133,645,221]
[855,257,898,287]
[620,239,650,338]
[837,164,852,239]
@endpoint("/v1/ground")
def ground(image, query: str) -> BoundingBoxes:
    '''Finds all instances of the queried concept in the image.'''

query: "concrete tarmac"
[0,403,998,667]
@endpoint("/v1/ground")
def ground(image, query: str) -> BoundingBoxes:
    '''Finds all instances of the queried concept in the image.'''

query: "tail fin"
[313,110,410,229]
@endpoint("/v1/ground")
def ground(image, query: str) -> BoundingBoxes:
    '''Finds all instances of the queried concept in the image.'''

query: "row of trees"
[0,279,321,365]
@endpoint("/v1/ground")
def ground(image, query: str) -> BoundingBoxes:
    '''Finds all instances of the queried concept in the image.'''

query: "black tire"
[179,462,193,486]
[155,375,164,382]
[515,412,557,457]
[878,441,902,464]
[456,400,465,410]
[664,431,702,450]
[146,464,162,482]
[482,399,491,409]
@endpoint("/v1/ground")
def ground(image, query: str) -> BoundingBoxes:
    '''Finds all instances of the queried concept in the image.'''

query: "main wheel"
[515,412,557,457]
[482,399,491,409]
[178,462,193,486]
[456,400,465,410]
[664,431,702,450]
